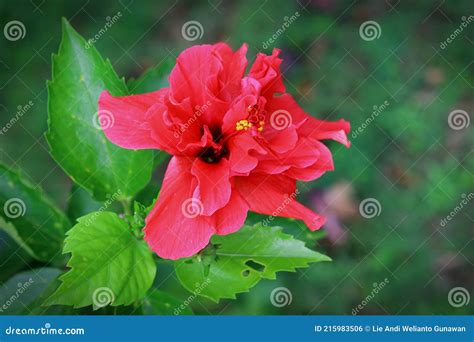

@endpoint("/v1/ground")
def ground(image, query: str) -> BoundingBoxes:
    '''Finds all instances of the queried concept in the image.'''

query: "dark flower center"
[199,126,228,163]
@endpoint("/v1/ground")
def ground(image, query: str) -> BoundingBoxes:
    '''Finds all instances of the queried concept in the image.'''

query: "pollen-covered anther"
[236,119,253,131]
[236,105,266,133]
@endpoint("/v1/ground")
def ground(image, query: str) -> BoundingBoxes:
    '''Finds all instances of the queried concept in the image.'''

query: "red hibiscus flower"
[98,43,350,260]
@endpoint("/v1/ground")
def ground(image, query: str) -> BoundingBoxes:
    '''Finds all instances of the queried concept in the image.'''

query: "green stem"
[120,199,132,216]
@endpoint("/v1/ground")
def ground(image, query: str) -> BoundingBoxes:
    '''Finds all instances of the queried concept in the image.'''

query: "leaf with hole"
[174,224,330,302]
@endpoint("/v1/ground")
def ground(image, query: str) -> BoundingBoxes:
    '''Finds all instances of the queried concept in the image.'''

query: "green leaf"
[0,268,62,315]
[0,164,70,263]
[0,217,38,260]
[66,184,103,222]
[142,290,193,315]
[46,19,153,201]
[44,211,156,309]
[127,58,173,94]
[246,212,328,244]
[0,231,33,283]
[153,150,170,168]
[174,224,331,302]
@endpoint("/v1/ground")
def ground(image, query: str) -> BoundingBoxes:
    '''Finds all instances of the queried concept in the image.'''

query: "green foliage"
[142,290,193,315]
[0,217,37,260]
[127,59,173,94]
[175,224,330,302]
[0,231,32,283]
[46,19,153,202]
[0,164,70,263]
[66,184,103,222]
[45,211,156,309]
[0,268,63,315]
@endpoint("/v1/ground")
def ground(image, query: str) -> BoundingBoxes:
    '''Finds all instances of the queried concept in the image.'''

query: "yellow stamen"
[236,119,252,131]
[235,111,265,133]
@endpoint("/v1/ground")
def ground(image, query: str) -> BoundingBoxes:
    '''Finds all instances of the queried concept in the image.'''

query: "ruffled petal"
[144,157,215,260]
[267,93,351,147]
[252,136,321,175]
[214,190,249,235]
[169,45,221,103]
[248,48,285,96]
[191,158,232,216]
[235,174,325,230]
[169,45,227,126]
[277,137,323,169]
[221,77,262,135]
[261,125,298,154]
[227,134,267,175]
[214,43,248,101]
[302,118,351,147]
[284,140,334,181]
[98,89,166,150]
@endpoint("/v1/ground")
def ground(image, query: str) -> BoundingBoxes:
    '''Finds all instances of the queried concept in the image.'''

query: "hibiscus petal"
[228,134,267,175]
[214,43,248,101]
[284,140,334,181]
[98,90,166,150]
[191,158,232,216]
[144,102,189,155]
[261,125,298,154]
[221,77,262,135]
[214,190,249,235]
[253,136,320,175]
[144,156,215,260]
[304,118,351,147]
[169,45,222,107]
[279,137,322,168]
[252,160,291,175]
[266,93,351,147]
[248,48,285,96]
[235,174,326,230]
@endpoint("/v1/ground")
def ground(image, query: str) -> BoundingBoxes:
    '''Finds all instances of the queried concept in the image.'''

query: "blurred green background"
[0,0,472,315]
